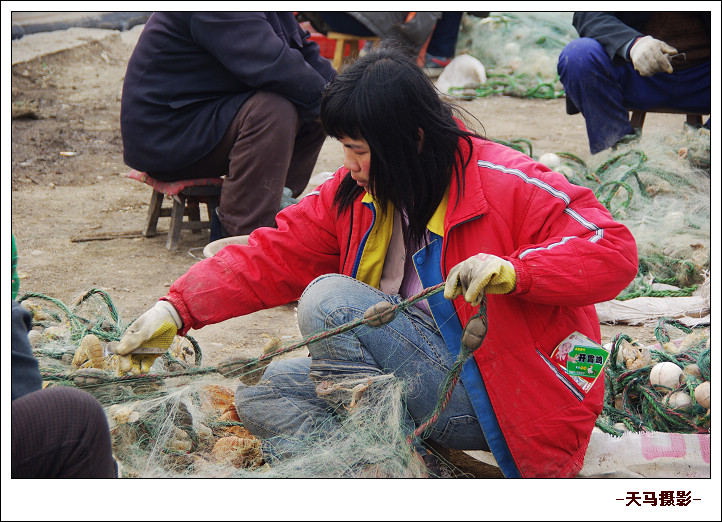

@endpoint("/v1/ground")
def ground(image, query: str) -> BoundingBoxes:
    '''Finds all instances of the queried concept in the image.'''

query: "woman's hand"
[444,253,516,306]
[110,301,182,375]
[115,300,182,355]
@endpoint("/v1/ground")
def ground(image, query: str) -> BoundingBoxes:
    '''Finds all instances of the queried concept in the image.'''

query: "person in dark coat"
[557,12,710,154]
[120,12,336,239]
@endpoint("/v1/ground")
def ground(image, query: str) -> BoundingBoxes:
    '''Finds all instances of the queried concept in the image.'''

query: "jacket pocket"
[535,346,585,402]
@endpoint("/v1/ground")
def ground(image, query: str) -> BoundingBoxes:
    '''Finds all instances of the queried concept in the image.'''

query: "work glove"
[444,253,516,306]
[112,301,182,375]
[629,35,677,76]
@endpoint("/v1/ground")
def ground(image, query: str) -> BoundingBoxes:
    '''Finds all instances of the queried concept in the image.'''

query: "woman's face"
[339,136,371,192]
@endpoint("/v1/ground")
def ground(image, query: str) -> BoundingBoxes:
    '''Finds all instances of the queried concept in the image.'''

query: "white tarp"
[595,278,710,326]
[465,429,711,478]
[595,296,710,326]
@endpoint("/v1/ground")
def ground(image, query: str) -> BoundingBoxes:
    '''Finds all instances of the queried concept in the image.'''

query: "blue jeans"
[557,37,711,154]
[235,274,489,460]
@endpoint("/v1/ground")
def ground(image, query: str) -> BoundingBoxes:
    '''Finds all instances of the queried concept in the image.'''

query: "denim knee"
[298,274,377,336]
[298,274,388,371]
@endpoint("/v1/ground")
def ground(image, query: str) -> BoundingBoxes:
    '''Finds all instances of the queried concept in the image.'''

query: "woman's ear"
[417,128,424,153]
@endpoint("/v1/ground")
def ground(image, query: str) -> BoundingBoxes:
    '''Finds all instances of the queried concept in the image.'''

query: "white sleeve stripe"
[477,160,605,258]
[564,208,604,243]
[478,160,571,203]
[519,236,575,258]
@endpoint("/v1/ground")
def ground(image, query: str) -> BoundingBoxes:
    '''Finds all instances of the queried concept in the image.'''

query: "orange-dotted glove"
[112,301,181,375]
[629,36,677,76]
[444,253,516,306]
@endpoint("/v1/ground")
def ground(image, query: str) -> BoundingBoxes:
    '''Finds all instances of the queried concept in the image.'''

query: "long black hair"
[320,44,485,247]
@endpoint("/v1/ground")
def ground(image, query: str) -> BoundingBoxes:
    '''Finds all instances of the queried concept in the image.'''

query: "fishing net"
[17,285,473,478]
[18,284,710,477]
[595,318,711,436]
[453,12,576,99]
[97,371,424,478]
[509,124,711,298]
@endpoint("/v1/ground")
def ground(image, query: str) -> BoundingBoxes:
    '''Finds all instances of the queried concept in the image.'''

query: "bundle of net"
[454,12,576,99]
[18,288,465,478]
[21,288,204,399]
[540,125,711,297]
[111,366,447,478]
[595,318,710,436]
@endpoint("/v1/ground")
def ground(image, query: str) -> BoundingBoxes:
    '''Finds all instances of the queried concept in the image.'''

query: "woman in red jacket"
[116,45,638,477]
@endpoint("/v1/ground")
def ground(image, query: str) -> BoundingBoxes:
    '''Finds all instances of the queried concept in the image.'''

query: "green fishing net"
[595,320,710,436]
[581,128,707,295]
[521,124,710,297]
[454,12,576,98]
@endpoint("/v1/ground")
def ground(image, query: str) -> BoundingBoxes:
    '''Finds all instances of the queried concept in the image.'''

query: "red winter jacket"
[165,138,638,477]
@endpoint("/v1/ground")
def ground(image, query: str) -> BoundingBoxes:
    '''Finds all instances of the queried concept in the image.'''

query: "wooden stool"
[126,170,223,251]
[629,108,707,131]
[326,31,381,69]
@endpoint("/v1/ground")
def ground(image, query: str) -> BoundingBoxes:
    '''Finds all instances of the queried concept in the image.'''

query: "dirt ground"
[9,25,694,478]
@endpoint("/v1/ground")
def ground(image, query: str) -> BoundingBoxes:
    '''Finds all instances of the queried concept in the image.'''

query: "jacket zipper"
[342,203,354,271]
[441,214,483,276]
[351,201,376,277]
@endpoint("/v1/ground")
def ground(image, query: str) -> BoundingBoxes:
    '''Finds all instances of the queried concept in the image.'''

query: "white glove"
[629,35,677,76]
[444,253,516,306]
[115,300,182,356]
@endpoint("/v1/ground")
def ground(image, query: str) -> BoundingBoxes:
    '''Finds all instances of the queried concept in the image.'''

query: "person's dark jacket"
[120,12,336,173]
[12,300,42,401]
[573,12,711,63]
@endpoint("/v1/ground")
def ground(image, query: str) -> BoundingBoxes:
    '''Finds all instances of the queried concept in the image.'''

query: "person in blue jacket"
[121,12,336,240]
[557,12,710,154]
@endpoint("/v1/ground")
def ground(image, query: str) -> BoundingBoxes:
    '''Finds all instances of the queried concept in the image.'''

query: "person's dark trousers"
[557,37,711,154]
[12,387,117,478]
[150,91,327,237]
[426,12,463,58]
[316,12,376,36]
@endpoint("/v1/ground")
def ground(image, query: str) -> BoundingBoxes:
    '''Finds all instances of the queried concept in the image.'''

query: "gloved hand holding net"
[444,253,516,306]
[111,300,182,375]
